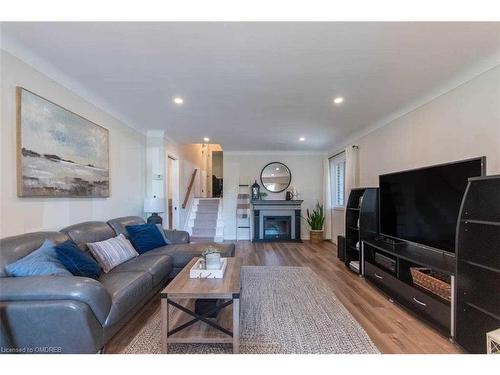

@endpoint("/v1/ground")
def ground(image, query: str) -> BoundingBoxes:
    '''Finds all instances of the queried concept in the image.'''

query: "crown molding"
[1,31,146,135]
[164,135,180,146]
[146,130,165,137]
[224,150,327,156]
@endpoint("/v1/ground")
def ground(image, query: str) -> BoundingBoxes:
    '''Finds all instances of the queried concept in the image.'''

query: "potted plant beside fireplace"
[305,202,325,244]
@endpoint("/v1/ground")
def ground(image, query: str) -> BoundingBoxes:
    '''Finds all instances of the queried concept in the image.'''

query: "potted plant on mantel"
[305,202,325,244]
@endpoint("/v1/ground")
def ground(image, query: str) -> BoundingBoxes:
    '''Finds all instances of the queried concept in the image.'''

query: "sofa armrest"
[1,300,104,353]
[164,229,190,244]
[0,276,111,324]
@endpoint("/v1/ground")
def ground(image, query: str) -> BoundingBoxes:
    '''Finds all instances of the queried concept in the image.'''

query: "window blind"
[329,152,346,208]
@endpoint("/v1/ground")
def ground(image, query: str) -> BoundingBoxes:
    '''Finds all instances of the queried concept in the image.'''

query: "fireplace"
[251,200,303,242]
[264,216,292,240]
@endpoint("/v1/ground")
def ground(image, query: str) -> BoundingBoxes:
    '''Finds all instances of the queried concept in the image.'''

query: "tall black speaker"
[455,175,500,353]
[337,235,346,261]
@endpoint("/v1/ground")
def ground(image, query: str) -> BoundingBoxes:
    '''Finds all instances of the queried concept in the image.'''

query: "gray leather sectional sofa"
[0,216,235,354]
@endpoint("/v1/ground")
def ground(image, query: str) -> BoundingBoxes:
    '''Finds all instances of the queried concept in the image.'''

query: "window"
[330,152,346,208]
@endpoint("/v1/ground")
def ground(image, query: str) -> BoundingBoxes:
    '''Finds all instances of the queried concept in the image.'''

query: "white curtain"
[322,157,332,239]
[344,145,360,200]
[327,146,359,244]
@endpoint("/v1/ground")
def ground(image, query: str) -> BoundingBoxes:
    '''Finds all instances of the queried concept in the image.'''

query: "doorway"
[167,155,180,230]
[211,150,223,197]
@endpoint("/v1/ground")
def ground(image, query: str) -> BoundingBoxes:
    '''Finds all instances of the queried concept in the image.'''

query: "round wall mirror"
[260,162,292,193]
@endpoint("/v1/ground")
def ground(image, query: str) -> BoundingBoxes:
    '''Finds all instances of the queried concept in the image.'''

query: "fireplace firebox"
[264,216,292,240]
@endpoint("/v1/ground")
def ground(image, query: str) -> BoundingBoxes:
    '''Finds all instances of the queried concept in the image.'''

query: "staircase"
[187,198,223,243]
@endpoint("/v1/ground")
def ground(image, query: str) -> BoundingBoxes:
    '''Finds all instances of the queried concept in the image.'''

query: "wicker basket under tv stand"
[362,237,455,336]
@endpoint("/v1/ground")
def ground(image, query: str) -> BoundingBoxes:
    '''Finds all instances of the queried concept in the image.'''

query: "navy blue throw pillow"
[54,240,102,279]
[126,223,167,254]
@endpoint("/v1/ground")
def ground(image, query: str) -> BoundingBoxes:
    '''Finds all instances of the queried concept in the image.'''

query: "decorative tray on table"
[189,258,228,279]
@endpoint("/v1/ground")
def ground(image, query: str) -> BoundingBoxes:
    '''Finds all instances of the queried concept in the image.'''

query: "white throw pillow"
[87,234,139,273]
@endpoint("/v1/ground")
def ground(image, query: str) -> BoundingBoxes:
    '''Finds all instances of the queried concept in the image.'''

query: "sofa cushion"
[141,242,236,269]
[126,224,167,254]
[107,217,190,244]
[164,229,190,244]
[55,240,102,280]
[87,234,139,273]
[107,216,145,238]
[0,275,112,325]
[111,255,172,286]
[100,271,153,327]
[60,221,115,252]
[0,232,70,277]
[156,224,172,245]
[5,239,72,277]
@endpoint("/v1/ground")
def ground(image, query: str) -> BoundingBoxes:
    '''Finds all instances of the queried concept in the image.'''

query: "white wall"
[0,51,146,237]
[356,66,500,185]
[164,140,205,230]
[223,152,325,240]
[145,130,166,222]
[329,65,500,239]
[341,65,500,184]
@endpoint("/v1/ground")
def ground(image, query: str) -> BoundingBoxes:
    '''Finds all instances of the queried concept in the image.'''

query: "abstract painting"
[17,87,110,197]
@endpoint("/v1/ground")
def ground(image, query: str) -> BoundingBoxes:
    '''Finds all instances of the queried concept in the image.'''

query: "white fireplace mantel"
[251,200,303,242]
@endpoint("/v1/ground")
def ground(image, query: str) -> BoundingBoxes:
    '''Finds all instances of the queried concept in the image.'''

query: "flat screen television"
[379,157,485,253]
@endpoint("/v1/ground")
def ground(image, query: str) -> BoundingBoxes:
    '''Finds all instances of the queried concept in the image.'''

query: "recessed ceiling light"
[173,97,184,105]
[203,137,210,143]
[333,97,344,105]
[299,137,306,141]
[275,167,280,171]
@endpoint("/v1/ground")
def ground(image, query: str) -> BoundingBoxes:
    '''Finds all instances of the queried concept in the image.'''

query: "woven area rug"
[121,266,379,354]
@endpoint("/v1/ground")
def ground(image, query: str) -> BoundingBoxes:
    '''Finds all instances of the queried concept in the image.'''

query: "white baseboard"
[223,234,333,242]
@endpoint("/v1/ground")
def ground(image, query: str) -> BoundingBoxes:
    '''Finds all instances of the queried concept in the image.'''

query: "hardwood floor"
[105,240,461,354]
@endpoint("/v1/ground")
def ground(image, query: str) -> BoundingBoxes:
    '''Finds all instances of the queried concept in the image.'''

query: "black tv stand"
[362,237,455,335]
[375,236,406,247]
[367,237,455,273]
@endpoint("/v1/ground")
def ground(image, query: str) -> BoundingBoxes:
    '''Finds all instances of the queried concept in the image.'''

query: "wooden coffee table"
[160,257,242,354]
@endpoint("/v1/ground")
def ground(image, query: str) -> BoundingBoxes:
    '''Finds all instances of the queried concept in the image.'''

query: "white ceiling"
[2,22,500,151]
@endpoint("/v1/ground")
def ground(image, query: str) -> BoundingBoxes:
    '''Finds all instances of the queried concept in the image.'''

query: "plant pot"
[205,253,222,270]
[309,230,324,244]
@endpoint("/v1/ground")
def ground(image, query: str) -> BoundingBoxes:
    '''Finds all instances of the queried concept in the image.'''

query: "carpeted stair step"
[197,200,219,206]
[192,228,216,237]
[191,199,220,242]
[197,201,219,206]
[196,211,218,217]
[195,212,218,220]
[190,236,216,243]
[196,206,219,213]
[193,220,218,229]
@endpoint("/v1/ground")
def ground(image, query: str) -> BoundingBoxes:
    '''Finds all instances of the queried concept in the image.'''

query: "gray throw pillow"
[6,239,71,277]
